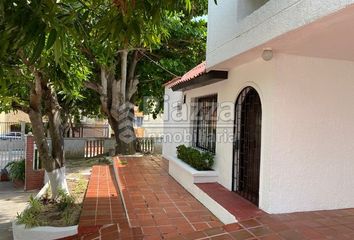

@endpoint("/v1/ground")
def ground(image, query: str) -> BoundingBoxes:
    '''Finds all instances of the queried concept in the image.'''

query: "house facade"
[163,0,354,215]
[0,111,30,134]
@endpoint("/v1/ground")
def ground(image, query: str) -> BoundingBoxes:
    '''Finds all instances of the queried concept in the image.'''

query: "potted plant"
[0,168,9,181]
[5,160,25,188]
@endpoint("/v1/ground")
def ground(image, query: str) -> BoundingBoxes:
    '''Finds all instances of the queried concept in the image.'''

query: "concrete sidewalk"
[0,182,38,240]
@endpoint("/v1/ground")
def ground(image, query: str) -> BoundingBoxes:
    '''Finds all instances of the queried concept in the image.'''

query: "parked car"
[0,132,23,140]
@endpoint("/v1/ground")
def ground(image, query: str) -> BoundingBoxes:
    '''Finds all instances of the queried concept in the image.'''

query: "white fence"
[47,138,116,159]
[0,136,163,169]
[136,137,163,154]
[0,139,25,169]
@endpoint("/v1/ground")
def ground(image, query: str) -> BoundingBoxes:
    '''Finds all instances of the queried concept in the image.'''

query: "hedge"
[176,145,214,171]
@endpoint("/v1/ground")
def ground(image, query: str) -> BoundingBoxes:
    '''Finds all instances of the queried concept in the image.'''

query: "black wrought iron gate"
[233,87,262,206]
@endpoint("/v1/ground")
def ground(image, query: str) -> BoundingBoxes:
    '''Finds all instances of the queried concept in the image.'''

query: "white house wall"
[266,54,354,213]
[164,53,354,214]
[143,114,164,137]
[207,0,354,69]
[163,88,186,158]
[163,58,276,208]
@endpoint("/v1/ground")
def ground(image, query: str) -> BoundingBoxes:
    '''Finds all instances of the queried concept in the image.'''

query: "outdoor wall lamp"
[262,48,273,61]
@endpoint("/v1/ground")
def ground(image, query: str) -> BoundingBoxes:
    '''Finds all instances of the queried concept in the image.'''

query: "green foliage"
[16,195,43,228]
[16,210,40,228]
[56,189,77,225]
[56,188,75,211]
[0,0,93,117]
[136,15,207,117]
[98,156,113,165]
[5,160,25,181]
[28,195,43,214]
[62,208,76,225]
[176,145,214,171]
[0,0,209,153]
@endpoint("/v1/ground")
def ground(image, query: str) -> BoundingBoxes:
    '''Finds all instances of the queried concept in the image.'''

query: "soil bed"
[18,156,112,228]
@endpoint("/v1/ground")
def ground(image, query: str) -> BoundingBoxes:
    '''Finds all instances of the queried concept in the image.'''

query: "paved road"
[0,182,38,240]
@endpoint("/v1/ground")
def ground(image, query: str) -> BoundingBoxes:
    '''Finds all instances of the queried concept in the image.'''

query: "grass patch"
[66,156,112,169]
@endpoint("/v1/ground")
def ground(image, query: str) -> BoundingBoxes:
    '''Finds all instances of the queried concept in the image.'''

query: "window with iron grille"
[192,95,217,153]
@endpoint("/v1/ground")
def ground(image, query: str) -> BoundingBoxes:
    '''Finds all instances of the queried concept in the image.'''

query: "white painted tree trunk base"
[46,167,69,198]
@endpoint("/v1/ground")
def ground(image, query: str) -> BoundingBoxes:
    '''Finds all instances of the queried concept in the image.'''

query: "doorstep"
[196,182,266,221]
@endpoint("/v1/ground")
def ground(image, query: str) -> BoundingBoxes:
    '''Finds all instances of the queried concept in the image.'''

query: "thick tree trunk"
[20,52,69,198]
[44,85,69,197]
[28,96,68,198]
[28,109,53,171]
[115,103,136,155]
[84,50,140,155]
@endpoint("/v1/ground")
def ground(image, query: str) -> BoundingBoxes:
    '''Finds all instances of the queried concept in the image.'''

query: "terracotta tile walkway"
[65,165,144,239]
[196,183,265,221]
[114,156,223,239]
[64,156,354,240]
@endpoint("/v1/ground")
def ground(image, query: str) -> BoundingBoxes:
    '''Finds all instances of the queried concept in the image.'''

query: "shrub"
[56,189,75,211]
[5,160,25,181]
[176,145,214,171]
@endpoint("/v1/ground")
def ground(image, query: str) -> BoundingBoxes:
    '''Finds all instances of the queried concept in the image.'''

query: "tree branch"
[11,101,30,113]
[120,49,128,101]
[128,50,139,83]
[79,46,97,64]
[17,49,43,96]
[84,81,103,95]
[128,77,139,100]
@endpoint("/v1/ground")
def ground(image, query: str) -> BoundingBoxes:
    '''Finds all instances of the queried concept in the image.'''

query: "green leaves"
[30,33,46,62]
[0,0,208,124]
[53,37,62,64]
[46,29,57,50]
[136,14,207,116]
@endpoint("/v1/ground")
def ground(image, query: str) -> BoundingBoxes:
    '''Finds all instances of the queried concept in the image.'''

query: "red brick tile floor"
[114,156,223,240]
[61,165,144,240]
[63,156,354,240]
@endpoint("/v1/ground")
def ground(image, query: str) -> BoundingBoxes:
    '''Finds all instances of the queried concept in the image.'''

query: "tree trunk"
[28,96,68,198]
[20,52,69,198]
[115,103,136,155]
[44,85,69,197]
[84,50,140,155]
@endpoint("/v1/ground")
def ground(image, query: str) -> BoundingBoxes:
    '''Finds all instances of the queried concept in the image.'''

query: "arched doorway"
[232,87,262,206]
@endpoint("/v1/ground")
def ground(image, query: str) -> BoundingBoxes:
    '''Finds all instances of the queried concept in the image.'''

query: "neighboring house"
[75,116,110,138]
[134,107,163,138]
[163,1,354,214]
[0,111,30,134]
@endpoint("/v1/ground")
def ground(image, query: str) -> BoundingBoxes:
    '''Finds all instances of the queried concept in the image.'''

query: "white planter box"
[167,155,218,184]
[165,155,237,225]
[12,223,78,240]
[12,183,78,240]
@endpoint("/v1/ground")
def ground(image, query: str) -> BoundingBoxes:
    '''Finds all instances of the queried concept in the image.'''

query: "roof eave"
[171,70,228,91]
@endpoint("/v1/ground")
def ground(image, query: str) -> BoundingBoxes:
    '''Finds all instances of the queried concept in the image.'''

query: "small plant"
[98,156,112,165]
[16,210,40,228]
[5,160,25,181]
[62,209,74,225]
[28,195,42,214]
[56,189,75,211]
[0,168,9,181]
[16,195,43,228]
[176,145,214,171]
